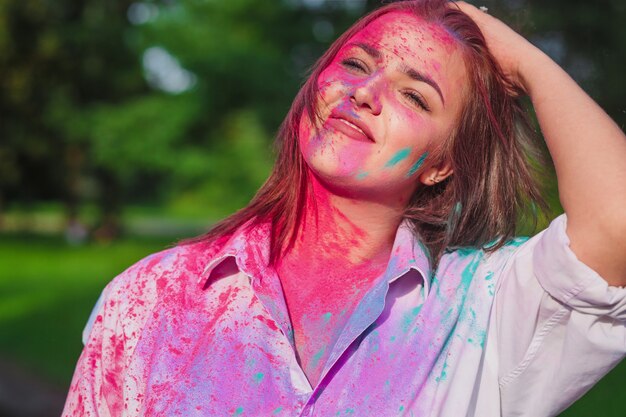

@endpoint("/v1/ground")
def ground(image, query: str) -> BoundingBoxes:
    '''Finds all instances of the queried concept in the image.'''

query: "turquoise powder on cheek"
[406,151,429,177]
[384,148,411,168]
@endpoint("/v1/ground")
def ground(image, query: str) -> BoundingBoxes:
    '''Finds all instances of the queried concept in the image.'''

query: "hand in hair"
[455,1,626,286]
[451,1,541,96]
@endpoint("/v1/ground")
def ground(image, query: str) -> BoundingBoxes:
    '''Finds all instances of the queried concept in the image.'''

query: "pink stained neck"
[286,171,403,270]
[274,171,406,386]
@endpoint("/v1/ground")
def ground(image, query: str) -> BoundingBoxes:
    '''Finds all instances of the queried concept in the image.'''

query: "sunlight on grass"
[0,234,171,385]
[0,292,56,322]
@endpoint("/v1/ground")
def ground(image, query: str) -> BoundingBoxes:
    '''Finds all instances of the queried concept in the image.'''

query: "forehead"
[353,12,458,55]
[344,11,468,104]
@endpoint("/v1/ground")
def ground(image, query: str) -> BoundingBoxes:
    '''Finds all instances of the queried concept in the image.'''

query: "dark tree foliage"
[0,0,145,233]
[0,0,623,234]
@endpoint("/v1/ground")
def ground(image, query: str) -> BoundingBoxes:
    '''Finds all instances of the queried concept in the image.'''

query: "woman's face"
[299,11,468,202]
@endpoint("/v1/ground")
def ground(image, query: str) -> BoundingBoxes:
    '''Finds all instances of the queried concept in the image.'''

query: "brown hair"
[184,0,548,267]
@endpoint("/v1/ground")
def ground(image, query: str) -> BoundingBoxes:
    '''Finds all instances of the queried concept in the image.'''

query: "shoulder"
[435,235,535,287]
[486,235,533,265]
[98,240,219,325]
[441,235,531,266]
[110,241,211,291]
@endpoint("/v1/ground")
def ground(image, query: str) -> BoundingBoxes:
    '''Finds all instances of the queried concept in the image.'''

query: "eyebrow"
[400,64,445,106]
[348,42,446,106]
[352,42,383,60]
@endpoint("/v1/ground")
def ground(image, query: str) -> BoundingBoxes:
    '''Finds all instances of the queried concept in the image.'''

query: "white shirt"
[480,214,626,416]
[63,214,626,416]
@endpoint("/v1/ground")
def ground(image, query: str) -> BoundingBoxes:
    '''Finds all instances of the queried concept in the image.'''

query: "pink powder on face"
[303,11,462,190]
[305,61,379,178]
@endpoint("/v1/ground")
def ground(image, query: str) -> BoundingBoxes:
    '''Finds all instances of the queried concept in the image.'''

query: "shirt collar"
[198,218,432,294]
[380,219,432,294]
[198,218,271,287]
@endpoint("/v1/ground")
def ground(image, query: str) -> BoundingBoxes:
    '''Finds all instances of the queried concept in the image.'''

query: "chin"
[305,157,352,185]
[305,162,400,202]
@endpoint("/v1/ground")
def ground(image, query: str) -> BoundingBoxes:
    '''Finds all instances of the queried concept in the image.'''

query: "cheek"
[298,113,318,162]
[317,64,364,103]
[386,98,429,145]
[406,151,430,178]
[380,104,437,177]
[317,66,341,98]
[298,114,311,143]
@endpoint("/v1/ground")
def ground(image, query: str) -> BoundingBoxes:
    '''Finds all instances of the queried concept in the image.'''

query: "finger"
[449,1,482,15]
[449,1,493,24]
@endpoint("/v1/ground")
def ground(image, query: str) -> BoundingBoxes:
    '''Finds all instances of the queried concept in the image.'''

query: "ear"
[418,160,454,186]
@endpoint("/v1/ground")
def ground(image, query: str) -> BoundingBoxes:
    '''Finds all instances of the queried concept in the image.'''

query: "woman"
[63,1,626,416]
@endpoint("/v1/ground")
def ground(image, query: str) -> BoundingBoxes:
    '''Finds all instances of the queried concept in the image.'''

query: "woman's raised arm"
[455,1,626,286]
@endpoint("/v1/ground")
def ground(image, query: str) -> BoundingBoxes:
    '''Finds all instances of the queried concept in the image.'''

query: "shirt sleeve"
[493,213,626,417]
[62,247,177,417]
[82,291,105,346]
[62,277,133,417]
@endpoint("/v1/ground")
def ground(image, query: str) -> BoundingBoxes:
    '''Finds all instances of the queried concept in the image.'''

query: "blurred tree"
[113,0,365,219]
[0,0,367,236]
[0,0,146,235]
[0,0,623,236]
[525,0,625,127]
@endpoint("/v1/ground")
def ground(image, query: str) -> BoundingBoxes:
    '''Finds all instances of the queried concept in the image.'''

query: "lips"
[325,110,374,143]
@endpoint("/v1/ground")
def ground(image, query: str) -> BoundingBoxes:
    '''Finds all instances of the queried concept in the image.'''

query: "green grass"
[0,233,172,385]
[0,233,624,416]
[559,361,626,417]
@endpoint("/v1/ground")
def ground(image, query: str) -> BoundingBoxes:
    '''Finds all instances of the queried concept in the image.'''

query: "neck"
[274,171,410,386]
[279,172,407,278]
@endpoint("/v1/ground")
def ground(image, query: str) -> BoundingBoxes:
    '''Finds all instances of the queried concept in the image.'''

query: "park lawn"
[0,233,624,416]
[0,234,172,386]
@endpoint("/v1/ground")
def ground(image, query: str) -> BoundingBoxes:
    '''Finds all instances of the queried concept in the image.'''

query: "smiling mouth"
[325,116,373,143]
[338,118,366,134]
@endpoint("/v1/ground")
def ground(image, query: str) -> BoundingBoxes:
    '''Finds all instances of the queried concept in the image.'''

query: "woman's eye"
[404,91,431,112]
[341,58,367,73]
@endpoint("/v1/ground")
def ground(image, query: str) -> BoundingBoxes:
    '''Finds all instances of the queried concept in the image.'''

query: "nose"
[350,78,382,115]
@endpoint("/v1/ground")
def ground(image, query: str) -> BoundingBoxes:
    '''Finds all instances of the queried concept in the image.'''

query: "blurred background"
[0,0,624,416]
